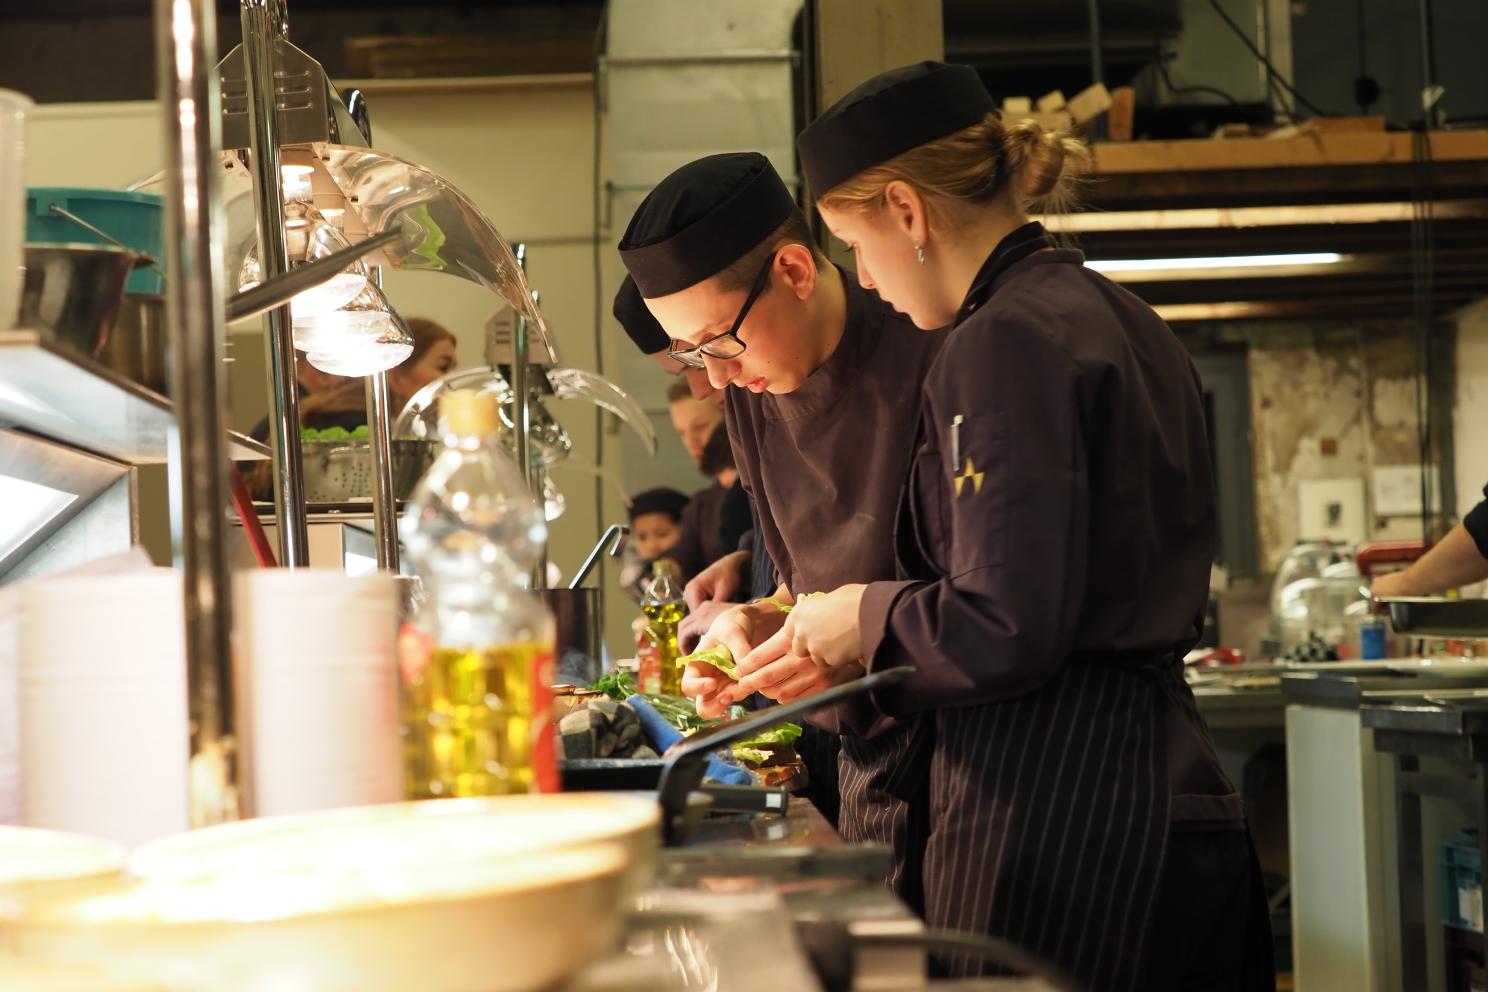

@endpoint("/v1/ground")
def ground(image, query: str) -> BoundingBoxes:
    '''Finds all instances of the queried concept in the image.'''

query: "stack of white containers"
[18,568,191,848]
[235,569,402,817]
[4,560,403,846]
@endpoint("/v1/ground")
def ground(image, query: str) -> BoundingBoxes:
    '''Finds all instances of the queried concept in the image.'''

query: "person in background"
[244,318,459,499]
[1372,484,1488,597]
[619,487,691,602]
[668,415,740,581]
[667,376,724,462]
[297,317,458,431]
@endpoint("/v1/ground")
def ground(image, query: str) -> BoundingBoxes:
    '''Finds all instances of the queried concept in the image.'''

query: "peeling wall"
[1246,325,1441,573]
[1456,302,1488,516]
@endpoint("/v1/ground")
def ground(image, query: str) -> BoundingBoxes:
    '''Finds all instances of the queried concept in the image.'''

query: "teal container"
[26,187,165,295]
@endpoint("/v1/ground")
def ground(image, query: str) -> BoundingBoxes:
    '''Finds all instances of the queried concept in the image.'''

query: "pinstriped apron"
[922,660,1174,991]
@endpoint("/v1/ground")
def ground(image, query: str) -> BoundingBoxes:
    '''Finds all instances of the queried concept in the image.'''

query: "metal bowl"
[16,244,149,358]
[299,438,438,504]
[98,294,168,394]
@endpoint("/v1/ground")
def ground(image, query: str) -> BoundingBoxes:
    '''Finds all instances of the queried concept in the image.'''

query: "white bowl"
[0,826,124,887]
[8,844,627,992]
[9,794,662,992]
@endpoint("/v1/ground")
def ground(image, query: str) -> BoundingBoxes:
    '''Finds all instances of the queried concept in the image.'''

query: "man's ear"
[775,242,820,301]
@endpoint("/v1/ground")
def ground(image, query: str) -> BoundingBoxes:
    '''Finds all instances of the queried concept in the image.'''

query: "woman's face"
[391,339,457,406]
[819,202,950,330]
[644,245,824,396]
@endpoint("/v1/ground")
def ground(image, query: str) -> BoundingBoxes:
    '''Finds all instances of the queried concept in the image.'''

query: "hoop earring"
[915,242,926,265]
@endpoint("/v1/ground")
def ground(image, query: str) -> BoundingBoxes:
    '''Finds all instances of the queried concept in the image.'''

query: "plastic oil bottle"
[639,560,686,696]
[397,389,557,798]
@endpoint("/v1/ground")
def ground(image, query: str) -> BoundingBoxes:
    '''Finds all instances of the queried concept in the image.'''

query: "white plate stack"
[18,568,190,848]
[235,569,401,817]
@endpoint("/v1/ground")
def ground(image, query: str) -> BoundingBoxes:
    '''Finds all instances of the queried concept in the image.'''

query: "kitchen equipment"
[26,188,164,295]
[543,588,605,686]
[99,294,167,393]
[0,90,28,335]
[10,795,655,992]
[1381,597,1488,637]
[299,438,437,504]
[570,523,629,590]
[16,244,148,355]
[649,667,911,845]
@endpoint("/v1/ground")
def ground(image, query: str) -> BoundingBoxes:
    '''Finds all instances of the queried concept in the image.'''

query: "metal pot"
[98,293,168,393]
[16,244,146,357]
[542,588,604,687]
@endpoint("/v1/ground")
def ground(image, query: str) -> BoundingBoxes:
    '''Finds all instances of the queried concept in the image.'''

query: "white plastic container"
[0,89,30,331]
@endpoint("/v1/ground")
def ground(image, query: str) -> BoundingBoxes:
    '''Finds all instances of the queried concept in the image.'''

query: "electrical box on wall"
[1372,465,1443,518]
[1298,477,1367,546]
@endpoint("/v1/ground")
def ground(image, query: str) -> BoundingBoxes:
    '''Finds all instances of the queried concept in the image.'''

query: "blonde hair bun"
[1000,118,1090,213]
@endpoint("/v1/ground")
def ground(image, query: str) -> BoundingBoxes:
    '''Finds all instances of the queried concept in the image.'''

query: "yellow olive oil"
[402,639,554,799]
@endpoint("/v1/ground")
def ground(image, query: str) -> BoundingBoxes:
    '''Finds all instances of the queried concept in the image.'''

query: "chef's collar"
[618,153,796,299]
[797,61,996,197]
[611,275,668,356]
[953,222,1055,325]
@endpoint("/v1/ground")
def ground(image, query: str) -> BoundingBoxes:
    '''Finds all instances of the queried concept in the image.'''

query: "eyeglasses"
[665,252,775,369]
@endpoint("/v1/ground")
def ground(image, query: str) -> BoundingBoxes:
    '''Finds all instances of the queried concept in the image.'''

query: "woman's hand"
[730,585,869,704]
[680,600,788,718]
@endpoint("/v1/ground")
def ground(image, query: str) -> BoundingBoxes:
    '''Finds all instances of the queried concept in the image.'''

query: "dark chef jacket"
[727,268,941,601]
[726,266,943,908]
[857,228,1251,990]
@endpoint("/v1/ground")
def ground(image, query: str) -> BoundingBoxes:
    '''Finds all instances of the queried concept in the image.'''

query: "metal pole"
[242,0,310,567]
[365,268,399,572]
[157,0,242,825]
[1086,0,1107,140]
[1417,0,1442,128]
[510,243,539,587]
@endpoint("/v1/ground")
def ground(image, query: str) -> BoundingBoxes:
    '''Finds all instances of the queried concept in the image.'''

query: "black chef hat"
[628,487,691,524]
[619,152,796,299]
[797,61,996,198]
[612,275,669,356]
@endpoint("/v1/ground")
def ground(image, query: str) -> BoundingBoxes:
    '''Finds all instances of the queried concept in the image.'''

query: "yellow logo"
[954,458,984,497]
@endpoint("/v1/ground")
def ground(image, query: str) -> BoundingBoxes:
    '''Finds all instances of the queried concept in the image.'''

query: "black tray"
[1383,597,1488,637]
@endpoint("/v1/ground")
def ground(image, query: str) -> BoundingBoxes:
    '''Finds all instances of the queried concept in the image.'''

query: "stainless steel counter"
[566,799,1062,992]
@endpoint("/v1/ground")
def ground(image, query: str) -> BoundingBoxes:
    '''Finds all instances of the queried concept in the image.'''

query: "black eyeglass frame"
[665,249,782,369]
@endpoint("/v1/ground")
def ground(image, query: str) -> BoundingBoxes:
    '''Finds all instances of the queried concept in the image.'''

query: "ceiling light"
[1087,252,1345,273]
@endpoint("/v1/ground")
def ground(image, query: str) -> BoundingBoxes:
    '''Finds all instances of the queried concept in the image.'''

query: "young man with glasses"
[618,151,942,911]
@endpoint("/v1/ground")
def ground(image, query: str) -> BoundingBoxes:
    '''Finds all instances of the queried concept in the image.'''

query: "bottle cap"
[442,389,502,437]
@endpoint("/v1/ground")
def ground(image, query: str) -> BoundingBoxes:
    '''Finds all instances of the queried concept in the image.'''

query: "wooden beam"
[1090,130,1488,176]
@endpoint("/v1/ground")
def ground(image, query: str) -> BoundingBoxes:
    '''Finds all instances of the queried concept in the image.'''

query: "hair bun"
[1000,119,1089,212]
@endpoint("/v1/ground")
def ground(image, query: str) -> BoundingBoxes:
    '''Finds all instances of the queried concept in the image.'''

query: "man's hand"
[679,600,732,653]
[679,600,788,719]
[684,550,751,610]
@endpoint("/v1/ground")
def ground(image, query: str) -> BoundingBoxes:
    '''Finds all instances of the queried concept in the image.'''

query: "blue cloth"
[625,695,753,786]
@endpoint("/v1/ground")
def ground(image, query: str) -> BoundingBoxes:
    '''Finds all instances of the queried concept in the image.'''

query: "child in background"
[620,488,691,602]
